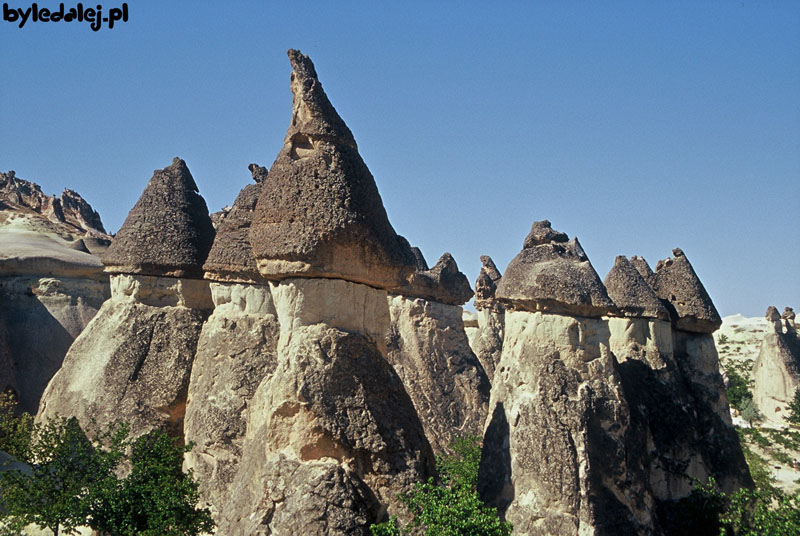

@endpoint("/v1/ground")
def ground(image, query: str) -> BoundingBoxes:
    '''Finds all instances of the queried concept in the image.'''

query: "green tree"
[88,430,213,536]
[0,396,213,536]
[370,435,512,536]
[725,368,752,412]
[741,398,762,428]
[787,388,800,425]
[0,416,117,536]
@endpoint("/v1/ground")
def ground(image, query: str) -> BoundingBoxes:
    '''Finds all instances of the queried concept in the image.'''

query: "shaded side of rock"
[604,256,669,320]
[184,282,279,519]
[496,221,615,317]
[0,276,109,413]
[474,255,502,311]
[385,295,489,453]
[249,50,417,290]
[650,249,721,334]
[102,158,215,279]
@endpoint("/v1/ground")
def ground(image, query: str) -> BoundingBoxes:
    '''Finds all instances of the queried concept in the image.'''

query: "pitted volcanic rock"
[249,49,417,290]
[604,256,668,320]
[102,158,215,279]
[496,220,615,317]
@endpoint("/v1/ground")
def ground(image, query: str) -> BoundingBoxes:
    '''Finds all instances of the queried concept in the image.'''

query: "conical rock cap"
[203,165,266,283]
[249,50,416,289]
[651,248,721,333]
[604,256,668,319]
[496,220,615,317]
[103,158,215,278]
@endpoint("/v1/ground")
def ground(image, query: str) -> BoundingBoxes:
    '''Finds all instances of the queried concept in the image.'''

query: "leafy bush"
[740,398,762,427]
[726,367,752,412]
[0,397,213,536]
[370,435,512,536]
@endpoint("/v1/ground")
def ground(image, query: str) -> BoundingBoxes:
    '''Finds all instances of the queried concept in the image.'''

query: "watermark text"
[3,3,128,31]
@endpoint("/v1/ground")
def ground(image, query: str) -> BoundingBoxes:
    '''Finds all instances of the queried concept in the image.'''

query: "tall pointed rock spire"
[102,157,215,278]
[249,49,417,290]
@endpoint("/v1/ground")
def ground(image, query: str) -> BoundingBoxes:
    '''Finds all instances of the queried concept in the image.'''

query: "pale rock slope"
[0,171,111,413]
[753,306,799,426]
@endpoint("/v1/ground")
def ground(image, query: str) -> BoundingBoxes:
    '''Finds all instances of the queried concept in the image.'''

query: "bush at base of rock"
[370,435,512,536]
[0,396,213,536]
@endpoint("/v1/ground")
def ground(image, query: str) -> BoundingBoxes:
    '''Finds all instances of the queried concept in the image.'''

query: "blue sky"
[2,1,798,316]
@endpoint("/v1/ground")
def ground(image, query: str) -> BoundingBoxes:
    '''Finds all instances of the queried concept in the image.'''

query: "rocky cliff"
[0,171,111,413]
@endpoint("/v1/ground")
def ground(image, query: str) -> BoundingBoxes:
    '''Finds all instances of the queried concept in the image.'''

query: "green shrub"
[370,435,512,536]
[726,367,752,412]
[0,397,213,536]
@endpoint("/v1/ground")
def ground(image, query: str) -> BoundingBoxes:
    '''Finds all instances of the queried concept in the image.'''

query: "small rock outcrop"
[0,172,111,412]
[102,158,215,279]
[249,50,417,290]
[753,305,800,426]
[38,159,215,438]
[496,220,615,317]
[650,248,722,334]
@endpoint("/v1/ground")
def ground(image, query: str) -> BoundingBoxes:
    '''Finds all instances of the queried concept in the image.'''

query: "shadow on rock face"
[479,402,512,516]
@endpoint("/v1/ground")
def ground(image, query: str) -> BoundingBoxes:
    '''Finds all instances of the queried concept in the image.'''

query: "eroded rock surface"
[753,305,800,426]
[604,256,668,320]
[386,294,489,453]
[218,278,435,534]
[496,220,615,317]
[102,158,215,279]
[184,282,279,518]
[37,274,211,436]
[0,172,111,412]
[470,255,505,383]
[249,50,417,290]
[650,249,721,334]
[402,252,473,305]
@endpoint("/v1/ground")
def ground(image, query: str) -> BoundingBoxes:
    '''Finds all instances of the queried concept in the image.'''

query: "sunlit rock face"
[470,255,505,383]
[753,306,799,426]
[37,158,215,440]
[0,171,111,413]
[479,222,752,535]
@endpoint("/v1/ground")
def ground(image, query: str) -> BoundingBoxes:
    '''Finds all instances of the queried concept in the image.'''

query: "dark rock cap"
[249,49,417,290]
[783,307,795,321]
[203,166,265,283]
[410,247,429,272]
[766,306,781,322]
[629,255,655,284]
[603,256,669,320]
[496,220,615,317]
[650,248,722,333]
[474,255,502,310]
[102,158,215,279]
[403,252,474,305]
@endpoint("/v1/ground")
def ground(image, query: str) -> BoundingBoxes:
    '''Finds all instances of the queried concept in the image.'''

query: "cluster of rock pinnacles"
[35,50,752,535]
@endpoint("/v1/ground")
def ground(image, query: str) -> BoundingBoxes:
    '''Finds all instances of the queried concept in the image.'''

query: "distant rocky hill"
[0,171,111,413]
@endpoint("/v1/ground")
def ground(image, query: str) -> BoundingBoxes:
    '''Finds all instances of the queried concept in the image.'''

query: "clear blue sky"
[2,1,798,316]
